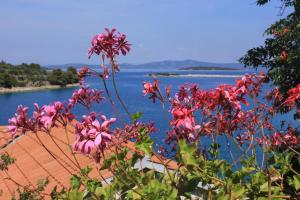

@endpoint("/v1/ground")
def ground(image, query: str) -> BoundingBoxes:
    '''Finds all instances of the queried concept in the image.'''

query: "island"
[0,61,79,93]
[148,72,179,77]
[179,66,239,70]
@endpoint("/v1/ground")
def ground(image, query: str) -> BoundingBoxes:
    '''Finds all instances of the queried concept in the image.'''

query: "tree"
[0,73,17,88]
[240,0,300,96]
[65,67,79,84]
[48,69,68,87]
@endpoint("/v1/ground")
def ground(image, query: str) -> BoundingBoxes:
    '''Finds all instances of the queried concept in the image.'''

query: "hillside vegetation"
[0,61,79,88]
[179,66,238,70]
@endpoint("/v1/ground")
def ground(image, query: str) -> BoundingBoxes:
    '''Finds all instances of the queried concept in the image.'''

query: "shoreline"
[0,83,79,94]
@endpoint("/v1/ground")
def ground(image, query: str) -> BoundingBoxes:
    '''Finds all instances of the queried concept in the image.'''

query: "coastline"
[0,83,79,94]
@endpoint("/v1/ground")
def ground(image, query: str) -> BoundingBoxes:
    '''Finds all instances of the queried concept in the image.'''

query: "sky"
[0,0,291,65]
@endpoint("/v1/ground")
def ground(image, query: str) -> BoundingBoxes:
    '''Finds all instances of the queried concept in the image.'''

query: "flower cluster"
[143,80,159,102]
[167,74,267,141]
[78,66,92,80]
[69,86,103,110]
[88,28,131,59]
[284,83,300,108]
[88,28,131,74]
[266,87,283,107]
[8,105,31,136]
[269,127,298,147]
[8,102,74,136]
[73,113,116,156]
[142,74,299,149]
[272,27,289,38]
[114,121,156,142]
[169,107,200,142]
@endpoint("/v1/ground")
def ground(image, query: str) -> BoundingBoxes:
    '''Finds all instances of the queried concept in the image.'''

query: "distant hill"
[121,60,242,69]
[179,66,238,71]
[45,60,243,70]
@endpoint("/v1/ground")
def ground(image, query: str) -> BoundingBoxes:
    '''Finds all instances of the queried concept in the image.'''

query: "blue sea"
[0,68,296,160]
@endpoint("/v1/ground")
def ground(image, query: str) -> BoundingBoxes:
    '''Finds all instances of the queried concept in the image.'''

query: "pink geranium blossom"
[8,101,74,136]
[143,80,160,102]
[8,105,30,136]
[69,86,103,109]
[88,28,131,76]
[284,83,300,108]
[73,113,116,155]
[88,28,131,59]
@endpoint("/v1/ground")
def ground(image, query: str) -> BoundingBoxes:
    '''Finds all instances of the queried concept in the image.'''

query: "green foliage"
[7,139,298,199]
[288,175,300,190]
[136,127,153,156]
[131,111,142,122]
[177,140,197,167]
[240,0,300,97]
[0,153,15,171]
[48,67,79,87]
[13,178,50,200]
[48,69,68,87]
[0,61,79,88]
[65,67,79,84]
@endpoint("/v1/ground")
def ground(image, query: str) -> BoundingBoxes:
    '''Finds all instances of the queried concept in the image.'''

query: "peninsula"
[0,61,79,93]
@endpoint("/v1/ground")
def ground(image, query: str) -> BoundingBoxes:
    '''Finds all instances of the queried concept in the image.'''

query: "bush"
[48,69,68,87]
[0,72,17,88]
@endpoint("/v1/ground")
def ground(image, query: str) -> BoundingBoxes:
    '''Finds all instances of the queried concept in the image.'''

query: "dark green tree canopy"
[240,0,300,95]
[0,61,79,88]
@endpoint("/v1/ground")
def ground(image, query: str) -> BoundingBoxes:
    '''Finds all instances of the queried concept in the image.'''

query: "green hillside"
[0,61,79,88]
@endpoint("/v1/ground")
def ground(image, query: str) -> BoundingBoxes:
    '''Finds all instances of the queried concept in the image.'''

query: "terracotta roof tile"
[0,125,177,199]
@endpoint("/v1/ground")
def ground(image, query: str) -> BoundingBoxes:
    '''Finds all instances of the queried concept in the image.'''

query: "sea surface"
[0,68,296,160]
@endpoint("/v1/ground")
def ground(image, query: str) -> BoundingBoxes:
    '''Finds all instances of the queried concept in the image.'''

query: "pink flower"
[69,86,103,109]
[7,117,18,136]
[284,83,300,108]
[170,107,199,141]
[165,85,171,98]
[7,105,30,136]
[73,113,116,155]
[88,28,131,71]
[40,105,56,128]
[143,80,159,102]
[8,101,74,136]
[78,66,91,80]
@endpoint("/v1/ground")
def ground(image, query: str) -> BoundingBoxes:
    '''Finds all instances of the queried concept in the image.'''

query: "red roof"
[0,125,177,199]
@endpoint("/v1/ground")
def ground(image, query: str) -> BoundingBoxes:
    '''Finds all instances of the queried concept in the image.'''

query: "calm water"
[0,69,296,160]
[0,69,248,125]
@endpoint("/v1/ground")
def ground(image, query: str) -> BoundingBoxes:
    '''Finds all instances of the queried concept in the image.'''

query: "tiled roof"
[0,125,178,199]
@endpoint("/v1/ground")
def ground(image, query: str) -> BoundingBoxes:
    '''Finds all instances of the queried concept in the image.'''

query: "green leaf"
[208,142,220,159]
[232,185,246,198]
[69,190,83,200]
[288,175,300,190]
[136,134,153,156]
[0,153,15,171]
[131,111,142,121]
[80,166,92,176]
[179,174,201,193]
[101,154,116,170]
[259,182,268,192]
[178,140,197,167]
[70,175,81,190]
